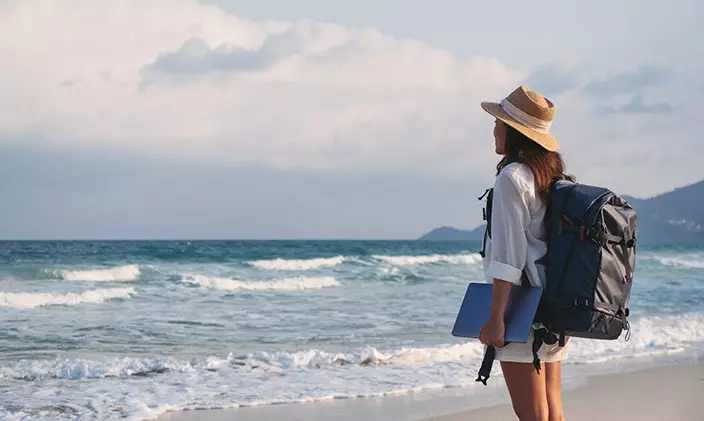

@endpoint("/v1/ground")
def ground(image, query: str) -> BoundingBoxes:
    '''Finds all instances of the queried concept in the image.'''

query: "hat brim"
[481,101,559,152]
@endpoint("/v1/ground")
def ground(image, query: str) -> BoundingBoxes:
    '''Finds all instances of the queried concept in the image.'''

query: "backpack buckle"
[572,298,589,309]
[559,215,574,236]
[584,228,600,244]
[595,229,606,245]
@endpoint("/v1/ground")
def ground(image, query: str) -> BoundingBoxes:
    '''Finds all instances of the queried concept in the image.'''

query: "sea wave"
[220,313,704,369]
[651,255,704,269]
[0,356,178,381]
[373,253,482,266]
[180,274,340,291]
[5,313,699,379]
[2,313,702,421]
[0,287,135,309]
[248,256,346,271]
[568,312,704,363]
[0,343,485,382]
[46,265,141,281]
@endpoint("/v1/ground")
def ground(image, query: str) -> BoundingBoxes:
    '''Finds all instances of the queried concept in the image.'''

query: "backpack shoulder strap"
[478,188,492,258]
[478,156,523,257]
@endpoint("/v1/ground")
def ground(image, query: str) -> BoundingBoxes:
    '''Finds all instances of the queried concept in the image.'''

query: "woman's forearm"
[489,279,513,320]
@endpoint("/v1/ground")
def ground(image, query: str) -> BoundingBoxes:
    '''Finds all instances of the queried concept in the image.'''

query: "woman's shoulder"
[495,161,535,193]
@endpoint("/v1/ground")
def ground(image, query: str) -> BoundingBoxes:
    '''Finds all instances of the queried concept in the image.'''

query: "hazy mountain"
[417,226,484,242]
[621,180,703,245]
[418,179,704,245]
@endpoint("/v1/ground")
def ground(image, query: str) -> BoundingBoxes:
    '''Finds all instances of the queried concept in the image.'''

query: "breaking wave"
[48,265,141,281]
[651,255,704,269]
[248,256,346,271]
[180,275,340,291]
[373,253,482,266]
[3,313,701,378]
[0,287,136,309]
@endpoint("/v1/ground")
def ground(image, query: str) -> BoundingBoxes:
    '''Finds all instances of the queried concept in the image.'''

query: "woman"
[478,86,572,421]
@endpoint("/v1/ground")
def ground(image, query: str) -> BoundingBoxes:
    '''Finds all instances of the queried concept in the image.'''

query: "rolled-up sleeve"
[485,171,530,285]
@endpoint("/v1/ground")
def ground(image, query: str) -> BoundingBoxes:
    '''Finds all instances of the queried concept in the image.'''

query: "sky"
[0,0,702,239]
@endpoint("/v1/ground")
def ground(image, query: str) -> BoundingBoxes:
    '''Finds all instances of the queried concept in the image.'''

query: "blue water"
[0,241,702,420]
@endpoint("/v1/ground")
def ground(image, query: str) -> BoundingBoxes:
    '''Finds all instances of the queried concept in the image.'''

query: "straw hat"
[481,86,559,151]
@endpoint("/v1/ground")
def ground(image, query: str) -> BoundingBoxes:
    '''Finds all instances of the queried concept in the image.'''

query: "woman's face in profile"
[493,119,507,155]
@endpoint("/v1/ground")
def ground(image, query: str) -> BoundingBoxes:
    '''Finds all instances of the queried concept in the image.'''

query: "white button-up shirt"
[482,162,549,288]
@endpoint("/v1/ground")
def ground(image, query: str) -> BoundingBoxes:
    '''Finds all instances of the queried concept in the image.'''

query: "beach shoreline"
[157,356,703,421]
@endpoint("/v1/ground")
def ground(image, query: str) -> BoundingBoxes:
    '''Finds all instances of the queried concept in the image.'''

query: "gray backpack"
[476,176,637,384]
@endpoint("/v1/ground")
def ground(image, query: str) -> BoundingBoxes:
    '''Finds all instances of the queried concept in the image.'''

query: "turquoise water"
[0,241,702,420]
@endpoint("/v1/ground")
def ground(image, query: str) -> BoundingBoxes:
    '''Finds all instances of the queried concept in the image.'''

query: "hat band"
[500,98,552,133]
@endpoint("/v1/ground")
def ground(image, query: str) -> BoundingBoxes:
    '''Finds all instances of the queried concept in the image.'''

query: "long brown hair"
[496,125,574,201]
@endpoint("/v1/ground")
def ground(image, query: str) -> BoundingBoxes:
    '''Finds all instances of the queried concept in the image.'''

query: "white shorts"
[494,328,569,364]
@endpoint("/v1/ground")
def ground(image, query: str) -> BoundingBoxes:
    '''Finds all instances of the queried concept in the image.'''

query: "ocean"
[0,240,702,420]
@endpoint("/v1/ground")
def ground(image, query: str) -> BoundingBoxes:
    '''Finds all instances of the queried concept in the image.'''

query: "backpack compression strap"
[475,346,495,385]
[531,327,558,374]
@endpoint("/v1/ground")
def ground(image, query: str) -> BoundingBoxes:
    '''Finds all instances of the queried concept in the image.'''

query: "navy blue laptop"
[451,282,543,343]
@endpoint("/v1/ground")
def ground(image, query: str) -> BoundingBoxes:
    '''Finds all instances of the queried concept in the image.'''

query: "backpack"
[475,167,637,384]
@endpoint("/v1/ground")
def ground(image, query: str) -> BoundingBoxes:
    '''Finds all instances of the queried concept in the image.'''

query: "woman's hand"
[479,316,506,347]
[479,278,512,347]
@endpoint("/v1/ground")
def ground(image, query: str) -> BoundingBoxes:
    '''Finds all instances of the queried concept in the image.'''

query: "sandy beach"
[158,359,703,421]
[429,362,703,421]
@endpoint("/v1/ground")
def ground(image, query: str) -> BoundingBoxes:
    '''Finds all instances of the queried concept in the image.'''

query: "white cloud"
[0,0,521,174]
[1,0,700,199]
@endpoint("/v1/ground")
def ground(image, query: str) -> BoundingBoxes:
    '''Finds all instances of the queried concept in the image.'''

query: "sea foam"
[0,287,135,309]
[248,256,346,271]
[373,253,482,266]
[181,275,340,291]
[54,265,141,281]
